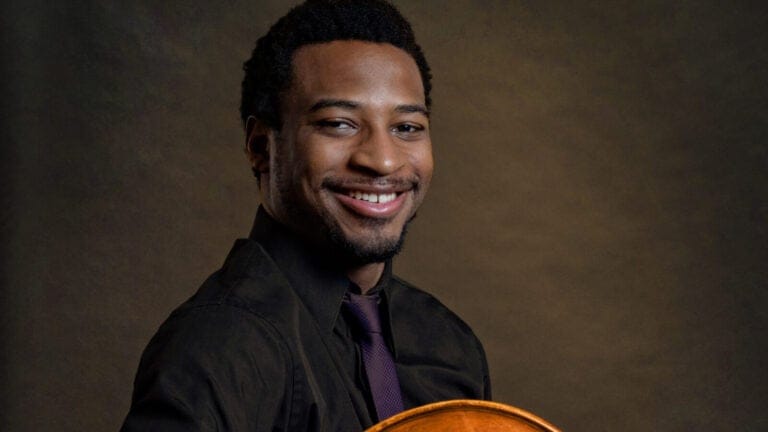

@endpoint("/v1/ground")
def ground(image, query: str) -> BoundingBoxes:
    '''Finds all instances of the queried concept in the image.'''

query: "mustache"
[322,176,420,191]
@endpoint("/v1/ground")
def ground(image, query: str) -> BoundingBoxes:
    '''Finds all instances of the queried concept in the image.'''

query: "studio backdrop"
[2,1,766,431]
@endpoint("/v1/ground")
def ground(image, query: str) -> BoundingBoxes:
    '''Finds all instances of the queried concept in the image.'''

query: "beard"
[324,213,412,265]
[269,181,417,265]
[316,176,422,264]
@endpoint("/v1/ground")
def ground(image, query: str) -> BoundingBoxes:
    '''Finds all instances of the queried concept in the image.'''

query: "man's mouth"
[323,177,418,219]
[347,191,398,204]
[329,187,410,219]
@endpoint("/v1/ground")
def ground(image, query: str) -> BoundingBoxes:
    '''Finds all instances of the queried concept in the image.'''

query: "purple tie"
[344,292,405,421]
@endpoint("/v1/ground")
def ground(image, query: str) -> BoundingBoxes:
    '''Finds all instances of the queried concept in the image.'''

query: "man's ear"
[245,116,272,177]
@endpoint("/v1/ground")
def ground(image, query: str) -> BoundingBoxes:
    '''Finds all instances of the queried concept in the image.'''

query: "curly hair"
[240,0,432,130]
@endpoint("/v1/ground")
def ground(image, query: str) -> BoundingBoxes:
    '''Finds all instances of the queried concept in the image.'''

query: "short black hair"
[240,0,432,130]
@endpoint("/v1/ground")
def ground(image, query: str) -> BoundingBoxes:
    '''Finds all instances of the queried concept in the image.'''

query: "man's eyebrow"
[308,99,430,117]
[308,99,359,113]
[395,104,430,118]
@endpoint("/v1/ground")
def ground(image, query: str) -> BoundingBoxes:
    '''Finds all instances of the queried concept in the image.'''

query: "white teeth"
[347,191,397,204]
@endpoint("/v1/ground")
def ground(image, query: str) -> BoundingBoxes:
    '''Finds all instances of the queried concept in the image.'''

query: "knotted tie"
[343,292,405,421]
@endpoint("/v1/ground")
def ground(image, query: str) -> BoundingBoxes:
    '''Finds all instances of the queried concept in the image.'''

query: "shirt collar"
[249,206,394,334]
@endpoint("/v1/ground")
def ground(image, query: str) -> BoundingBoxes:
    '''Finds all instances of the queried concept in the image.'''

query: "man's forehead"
[287,40,425,107]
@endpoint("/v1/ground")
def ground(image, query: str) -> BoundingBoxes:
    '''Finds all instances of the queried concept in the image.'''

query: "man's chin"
[326,225,409,265]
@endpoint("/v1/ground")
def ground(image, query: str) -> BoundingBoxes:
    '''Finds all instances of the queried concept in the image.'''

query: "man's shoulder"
[124,241,294,432]
[143,238,305,361]
[178,238,296,318]
[387,275,483,345]
[387,275,491,400]
[139,238,297,375]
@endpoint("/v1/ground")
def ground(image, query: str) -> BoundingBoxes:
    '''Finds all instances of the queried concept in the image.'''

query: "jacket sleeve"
[120,304,289,432]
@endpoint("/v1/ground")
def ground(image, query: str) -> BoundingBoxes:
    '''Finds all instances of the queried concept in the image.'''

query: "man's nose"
[348,127,405,176]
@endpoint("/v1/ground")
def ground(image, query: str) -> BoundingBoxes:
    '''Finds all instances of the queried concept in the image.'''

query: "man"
[121,1,490,430]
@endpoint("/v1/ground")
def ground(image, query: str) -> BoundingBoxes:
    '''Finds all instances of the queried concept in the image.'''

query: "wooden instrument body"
[365,400,561,432]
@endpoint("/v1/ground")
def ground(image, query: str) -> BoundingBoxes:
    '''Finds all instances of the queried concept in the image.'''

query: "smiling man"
[251,40,433,290]
[121,1,490,431]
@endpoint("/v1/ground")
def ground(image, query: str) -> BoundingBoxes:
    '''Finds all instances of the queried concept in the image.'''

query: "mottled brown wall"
[2,1,766,431]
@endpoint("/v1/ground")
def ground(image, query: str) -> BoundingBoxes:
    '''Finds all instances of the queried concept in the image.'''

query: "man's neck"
[346,262,385,294]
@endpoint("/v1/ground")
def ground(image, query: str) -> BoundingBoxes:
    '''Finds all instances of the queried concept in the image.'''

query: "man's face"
[255,40,433,264]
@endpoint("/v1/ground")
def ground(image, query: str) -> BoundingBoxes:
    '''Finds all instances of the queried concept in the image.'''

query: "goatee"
[326,215,415,265]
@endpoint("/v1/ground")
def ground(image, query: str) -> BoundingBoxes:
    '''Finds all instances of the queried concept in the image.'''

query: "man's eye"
[314,120,357,136]
[316,120,353,129]
[392,123,425,135]
[312,119,357,137]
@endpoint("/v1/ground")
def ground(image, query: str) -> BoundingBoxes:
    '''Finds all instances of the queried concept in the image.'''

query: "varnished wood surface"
[365,400,561,432]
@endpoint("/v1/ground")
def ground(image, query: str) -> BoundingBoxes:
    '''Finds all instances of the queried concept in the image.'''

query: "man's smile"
[322,175,419,219]
[347,191,397,204]
[330,186,411,219]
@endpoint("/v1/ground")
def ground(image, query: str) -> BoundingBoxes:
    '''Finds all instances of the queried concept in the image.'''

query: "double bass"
[366,400,561,432]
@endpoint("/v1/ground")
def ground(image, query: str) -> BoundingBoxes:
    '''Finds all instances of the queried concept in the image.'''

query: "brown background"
[2,1,767,431]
